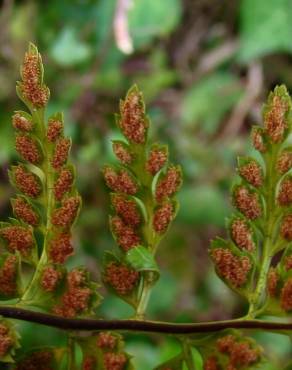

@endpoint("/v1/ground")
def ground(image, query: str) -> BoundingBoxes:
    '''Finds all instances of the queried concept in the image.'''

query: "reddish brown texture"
[239,161,263,188]
[111,216,140,251]
[230,218,254,252]
[267,269,279,297]
[14,165,41,198]
[204,356,219,370]
[284,256,292,271]
[47,119,63,142]
[119,89,147,144]
[252,128,266,153]
[104,262,139,295]
[15,350,53,370]
[155,166,182,202]
[278,178,292,206]
[280,214,292,241]
[41,266,62,292]
[280,278,292,311]
[51,196,80,228]
[111,194,141,227]
[53,168,74,201]
[153,202,173,234]
[233,186,262,220]
[53,269,92,317]
[12,113,33,132]
[277,151,292,174]
[20,52,49,107]
[0,256,17,297]
[104,167,138,195]
[0,324,13,358]
[264,95,288,143]
[82,356,96,370]
[0,226,33,256]
[104,352,127,370]
[146,148,168,175]
[211,248,251,287]
[97,332,117,350]
[51,138,71,169]
[13,197,39,226]
[112,142,133,164]
[15,135,41,164]
[48,233,73,263]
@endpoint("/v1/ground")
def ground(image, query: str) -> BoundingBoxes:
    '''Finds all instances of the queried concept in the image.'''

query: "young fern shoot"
[210,85,292,318]
[102,86,182,319]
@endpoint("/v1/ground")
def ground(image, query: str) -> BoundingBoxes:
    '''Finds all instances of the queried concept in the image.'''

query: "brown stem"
[0,306,290,333]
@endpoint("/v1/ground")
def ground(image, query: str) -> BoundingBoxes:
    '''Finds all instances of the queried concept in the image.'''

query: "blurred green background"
[0,0,291,368]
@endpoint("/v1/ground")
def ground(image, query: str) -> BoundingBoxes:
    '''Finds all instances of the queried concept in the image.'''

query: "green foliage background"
[0,0,291,368]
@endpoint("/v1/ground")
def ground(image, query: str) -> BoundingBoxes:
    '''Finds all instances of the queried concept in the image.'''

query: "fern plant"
[0,44,290,370]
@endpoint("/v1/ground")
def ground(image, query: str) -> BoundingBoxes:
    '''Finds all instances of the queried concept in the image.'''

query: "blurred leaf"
[50,27,92,66]
[126,246,159,281]
[177,185,229,227]
[129,0,182,48]
[181,72,243,135]
[238,0,292,62]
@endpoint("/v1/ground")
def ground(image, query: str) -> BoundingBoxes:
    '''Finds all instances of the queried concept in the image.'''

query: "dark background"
[0,0,291,368]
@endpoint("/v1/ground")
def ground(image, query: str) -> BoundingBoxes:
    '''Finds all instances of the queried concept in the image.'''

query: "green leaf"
[238,0,292,62]
[50,26,92,66]
[128,0,182,48]
[126,246,160,281]
[181,72,243,135]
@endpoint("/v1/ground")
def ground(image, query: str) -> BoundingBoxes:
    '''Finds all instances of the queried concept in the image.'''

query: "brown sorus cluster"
[47,119,63,142]
[14,165,41,198]
[233,186,262,220]
[110,216,140,251]
[51,196,80,228]
[277,177,292,206]
[12,113,33,132]
[280,214,292,241]
[230,219,254,252]
[15,350,53,370]
[146,147,168,175]
[238,161,263,188]
[41,266,62,292]
[204,356,218,370]
[12,197,39,226]
[0,255,17,297]
[53,168,74,201]
[211,248,251,287]
[267,269,279,297]
[20,51,49,107]
[0,324,13,358]
[277,151,292,174]
[216,335,260,369]
[119,88,147,144]
[280,278,292,311]
[153,202,173,234]
[111,194,141,227]
[103,167,138,195]
[104,262,139,295]
[97,332,117,350]
[0,226,33,256]
[103,352,127,370]
[155,166,182,203]
[112,142,133,165]
[284,255,292,271]
[264,94,288,143]
[15,135,41,164]
[82,356,96,370]
[48,233,73,263]
[252,127,266,153]
[53,269,92,317]
[51,138,71,170]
